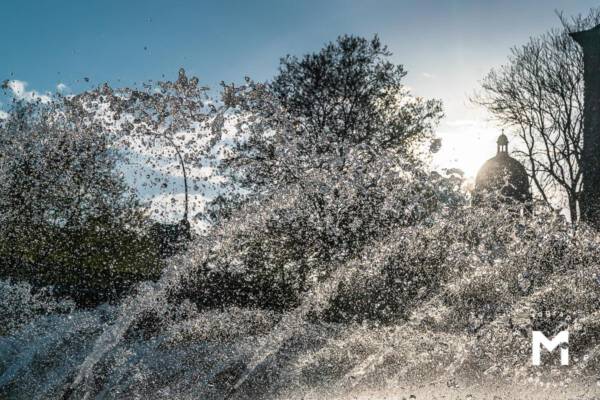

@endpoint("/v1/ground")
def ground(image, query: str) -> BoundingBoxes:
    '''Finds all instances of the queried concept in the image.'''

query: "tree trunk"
[568,192,579,224]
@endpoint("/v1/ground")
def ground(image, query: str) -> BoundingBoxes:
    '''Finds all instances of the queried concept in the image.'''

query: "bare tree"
[475,9,600,222]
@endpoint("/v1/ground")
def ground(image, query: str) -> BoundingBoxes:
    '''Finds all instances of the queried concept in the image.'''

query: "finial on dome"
[497,130,508,154]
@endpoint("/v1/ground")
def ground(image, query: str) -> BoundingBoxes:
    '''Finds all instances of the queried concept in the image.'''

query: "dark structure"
[150,218,191,258]
[571,24,600,227]
[473,133,532,208]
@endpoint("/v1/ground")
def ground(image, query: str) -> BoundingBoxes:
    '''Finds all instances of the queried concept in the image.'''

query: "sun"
[433,129,498,182]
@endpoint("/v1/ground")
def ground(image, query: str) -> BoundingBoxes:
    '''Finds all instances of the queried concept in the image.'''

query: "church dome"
[497,133,508,146]
[473,134,531,205]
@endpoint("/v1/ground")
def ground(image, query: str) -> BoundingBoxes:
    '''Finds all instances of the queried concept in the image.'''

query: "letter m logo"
[532,330,569,366]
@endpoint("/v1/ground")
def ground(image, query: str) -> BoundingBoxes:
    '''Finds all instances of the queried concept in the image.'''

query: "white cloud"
[421,72,435,79]
[3,80,51,103]
[56,82,70,93]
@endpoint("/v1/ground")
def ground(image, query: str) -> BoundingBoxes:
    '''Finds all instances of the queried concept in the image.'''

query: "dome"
[497,133,508,146]
[473,134,531,206]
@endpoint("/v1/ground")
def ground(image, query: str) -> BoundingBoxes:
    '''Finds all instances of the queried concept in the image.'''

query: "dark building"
[473,133,532,208]
[571,24,600,227]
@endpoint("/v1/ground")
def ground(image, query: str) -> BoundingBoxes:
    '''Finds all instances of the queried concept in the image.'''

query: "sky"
[1,0,598,182]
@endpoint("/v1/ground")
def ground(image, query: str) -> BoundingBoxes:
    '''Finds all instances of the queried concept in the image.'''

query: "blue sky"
[2,0,599,179]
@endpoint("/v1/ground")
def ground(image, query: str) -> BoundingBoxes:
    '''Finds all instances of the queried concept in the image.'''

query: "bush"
[180,163,465,315]
[0,216,163,307]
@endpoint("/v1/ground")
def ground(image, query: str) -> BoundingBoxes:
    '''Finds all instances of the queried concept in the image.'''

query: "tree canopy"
[222,35,443,194]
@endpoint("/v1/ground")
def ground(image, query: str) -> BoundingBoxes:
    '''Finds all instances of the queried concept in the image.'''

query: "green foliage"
[5,32,600,395]
[0,215,161,306]
[190,34,455,314]
[271,35,442,157]
[0,100,163,306]
[221,35,443,197]
[182,165,466,314]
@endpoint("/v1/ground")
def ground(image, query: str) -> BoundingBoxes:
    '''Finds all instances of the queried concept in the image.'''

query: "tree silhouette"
[223,35,443,194]
[475,8,600,222]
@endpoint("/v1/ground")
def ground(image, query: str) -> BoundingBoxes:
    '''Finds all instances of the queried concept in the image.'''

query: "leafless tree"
[475,9,600,222]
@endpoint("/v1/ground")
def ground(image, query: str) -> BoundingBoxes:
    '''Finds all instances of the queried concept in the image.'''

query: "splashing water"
[56,230,365,399]
[3,206,600,399]
[62,245,203,399]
